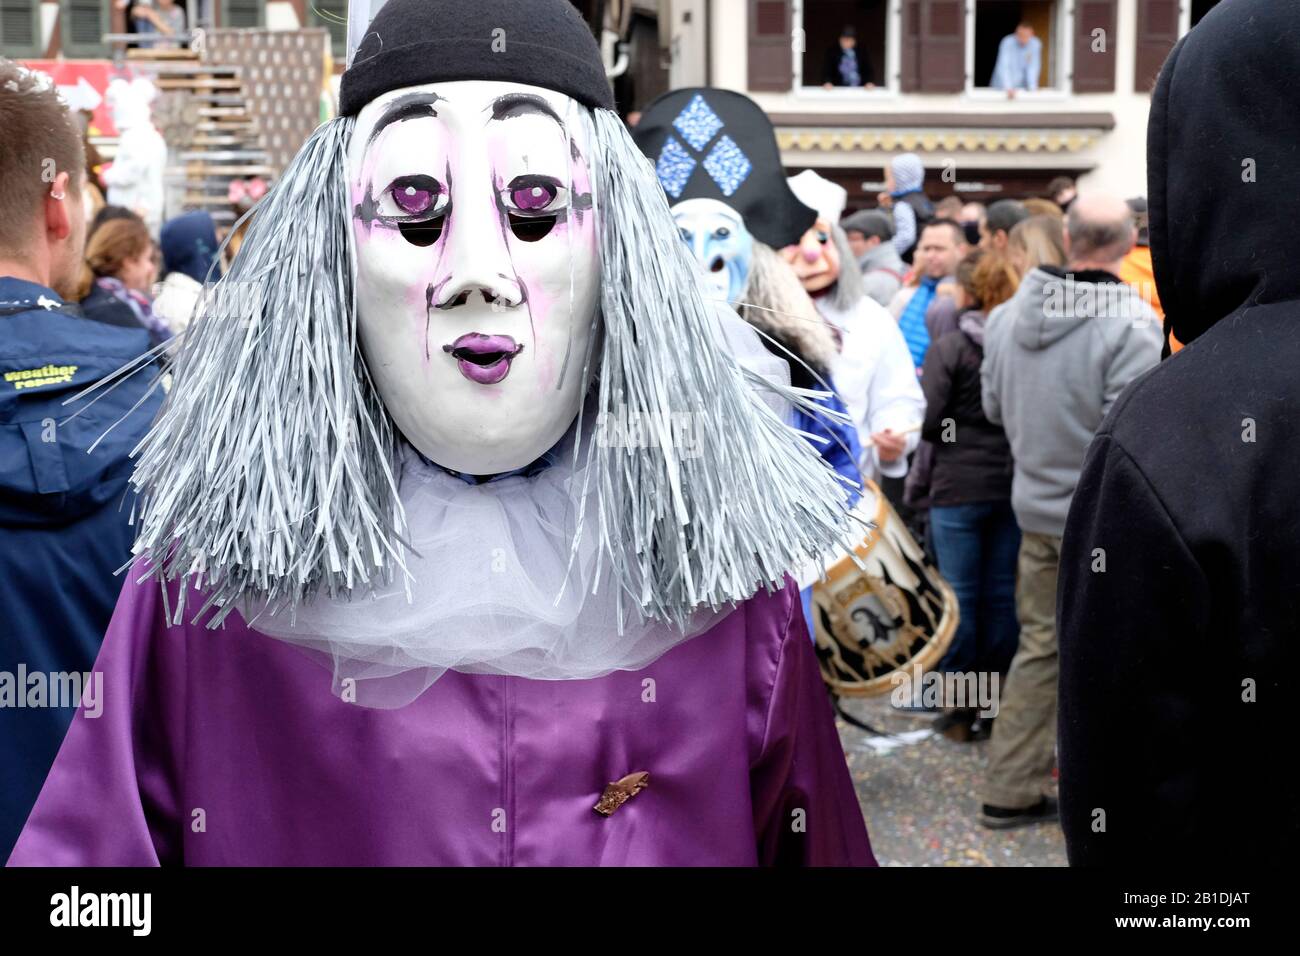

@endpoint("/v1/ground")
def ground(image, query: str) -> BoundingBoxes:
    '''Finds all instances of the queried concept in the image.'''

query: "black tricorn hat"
[632,88,815,249]
[340,0,615,117]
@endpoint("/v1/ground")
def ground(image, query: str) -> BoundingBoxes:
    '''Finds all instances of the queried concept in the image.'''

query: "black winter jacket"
[919,314,1013,507]
[1058,0,1300,867]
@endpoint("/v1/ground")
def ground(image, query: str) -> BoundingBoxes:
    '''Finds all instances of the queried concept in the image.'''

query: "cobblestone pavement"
[836,694,1067,867]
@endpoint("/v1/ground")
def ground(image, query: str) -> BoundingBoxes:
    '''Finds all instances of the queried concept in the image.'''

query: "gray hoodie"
[857,241,907,308]
[981,266,1162,536]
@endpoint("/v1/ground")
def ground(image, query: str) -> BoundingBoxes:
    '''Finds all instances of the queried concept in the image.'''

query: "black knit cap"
[632,88,815,249]
[340,0,615,117]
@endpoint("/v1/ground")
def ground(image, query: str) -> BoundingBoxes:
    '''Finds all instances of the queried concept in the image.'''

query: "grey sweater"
[981,266,1162,536]
[857,242,907,308]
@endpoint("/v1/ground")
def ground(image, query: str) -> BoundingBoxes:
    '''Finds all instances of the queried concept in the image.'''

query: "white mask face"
[670,198,753,306]
[348,80,600,475]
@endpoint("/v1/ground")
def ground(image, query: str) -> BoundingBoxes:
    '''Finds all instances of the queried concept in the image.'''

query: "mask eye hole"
[398,219,445,247]
[508,215,557,242]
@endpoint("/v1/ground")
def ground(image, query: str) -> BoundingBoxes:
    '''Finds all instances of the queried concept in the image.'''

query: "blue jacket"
[793,389,863,509]
[0,276,162,858]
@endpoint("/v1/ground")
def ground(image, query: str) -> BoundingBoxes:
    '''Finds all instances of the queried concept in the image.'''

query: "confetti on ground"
[837,694,1067,867]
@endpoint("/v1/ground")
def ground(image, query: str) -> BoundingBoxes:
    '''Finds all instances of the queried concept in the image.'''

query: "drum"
[809,480,958,698]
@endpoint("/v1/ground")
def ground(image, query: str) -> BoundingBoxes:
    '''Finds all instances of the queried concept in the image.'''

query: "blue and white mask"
[671,198,754,306]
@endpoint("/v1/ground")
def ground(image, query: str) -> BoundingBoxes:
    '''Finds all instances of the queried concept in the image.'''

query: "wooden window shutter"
[0,0,40,57]
[748,0,792,92]
[901,0,965,93]
[1135,0,1181,93]
[61,0,109,57]
[223,0,264,29]
[1073,0,1118,93]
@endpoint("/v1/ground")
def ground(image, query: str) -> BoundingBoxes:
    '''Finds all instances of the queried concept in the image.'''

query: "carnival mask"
[780,218,841,294]
[671,198,754,306]
[348,80,600,475]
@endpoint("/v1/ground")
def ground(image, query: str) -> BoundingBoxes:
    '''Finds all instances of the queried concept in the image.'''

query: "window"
[970,0,1068,94]
[222,0,263,28]
[309,0,346,59]
[61,0,110,57]
[0,0,40,57]
[798,0,891,91]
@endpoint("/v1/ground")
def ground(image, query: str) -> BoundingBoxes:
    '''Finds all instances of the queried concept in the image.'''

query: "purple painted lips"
[443,333,524,385]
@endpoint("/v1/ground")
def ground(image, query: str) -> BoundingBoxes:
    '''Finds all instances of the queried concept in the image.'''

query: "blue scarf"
[838,49,861,87]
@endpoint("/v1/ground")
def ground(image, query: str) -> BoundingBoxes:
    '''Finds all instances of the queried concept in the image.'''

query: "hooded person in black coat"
[1058,0,1300,866]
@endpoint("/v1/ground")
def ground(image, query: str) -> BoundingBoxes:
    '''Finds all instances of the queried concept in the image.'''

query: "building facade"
[3,1,1220,203]
[652,0,1221,205]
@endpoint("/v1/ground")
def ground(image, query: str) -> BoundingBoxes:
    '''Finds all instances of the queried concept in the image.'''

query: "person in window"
[123,1,186,51]
[822,25,875,89]
[990,21,1041,97]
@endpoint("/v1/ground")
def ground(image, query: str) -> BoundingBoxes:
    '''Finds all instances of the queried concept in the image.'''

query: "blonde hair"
[1009,214,1067,271]
[1021,197,1064,219]
[75,215,152,301]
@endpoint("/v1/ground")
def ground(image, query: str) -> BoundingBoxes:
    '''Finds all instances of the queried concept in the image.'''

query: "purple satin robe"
[8,573,874,866]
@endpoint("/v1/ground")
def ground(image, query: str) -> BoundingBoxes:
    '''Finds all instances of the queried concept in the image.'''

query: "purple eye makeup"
[499,174,568,243]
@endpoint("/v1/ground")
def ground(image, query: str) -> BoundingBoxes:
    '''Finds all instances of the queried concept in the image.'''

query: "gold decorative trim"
[776,128,1103,154]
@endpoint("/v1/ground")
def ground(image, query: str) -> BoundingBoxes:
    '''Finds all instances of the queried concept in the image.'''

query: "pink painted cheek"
[522,280,558,392]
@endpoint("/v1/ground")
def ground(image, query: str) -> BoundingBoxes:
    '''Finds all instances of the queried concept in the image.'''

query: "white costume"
[787,170,926,480]
[818,295,925,479]
[103,78,167,235]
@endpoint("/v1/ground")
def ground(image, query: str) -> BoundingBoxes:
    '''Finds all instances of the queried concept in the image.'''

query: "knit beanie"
[340,0,615,117]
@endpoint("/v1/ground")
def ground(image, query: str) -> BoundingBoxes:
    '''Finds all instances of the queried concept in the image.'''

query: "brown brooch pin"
[593,771,650,816]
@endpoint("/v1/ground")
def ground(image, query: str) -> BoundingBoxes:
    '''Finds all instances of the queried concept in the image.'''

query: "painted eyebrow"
[368,92,445,145]
[488,93,562,125]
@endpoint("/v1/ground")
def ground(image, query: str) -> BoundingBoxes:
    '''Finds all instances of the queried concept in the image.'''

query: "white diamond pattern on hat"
[672,93,724,151]
[702,135,752,197]
[656,136,697,198]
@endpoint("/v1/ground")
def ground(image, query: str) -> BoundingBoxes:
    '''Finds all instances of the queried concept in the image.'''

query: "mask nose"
[431,279,522,311]
[800,235,821,263]
[428,175,524,311]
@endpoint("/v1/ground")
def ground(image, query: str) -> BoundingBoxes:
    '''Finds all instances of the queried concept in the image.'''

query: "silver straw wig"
[124,108,857,631]
[128,116,407,624]
[577,109,856,627]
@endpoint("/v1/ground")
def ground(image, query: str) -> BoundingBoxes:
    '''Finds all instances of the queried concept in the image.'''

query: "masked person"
[634,90,869,645]
[632,89,863,501]
[9,0,873,868]
[778,171,926,488]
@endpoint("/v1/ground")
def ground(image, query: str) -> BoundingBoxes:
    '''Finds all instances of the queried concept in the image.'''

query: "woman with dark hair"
[920,252,1021,741]
[76,216,172,348]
